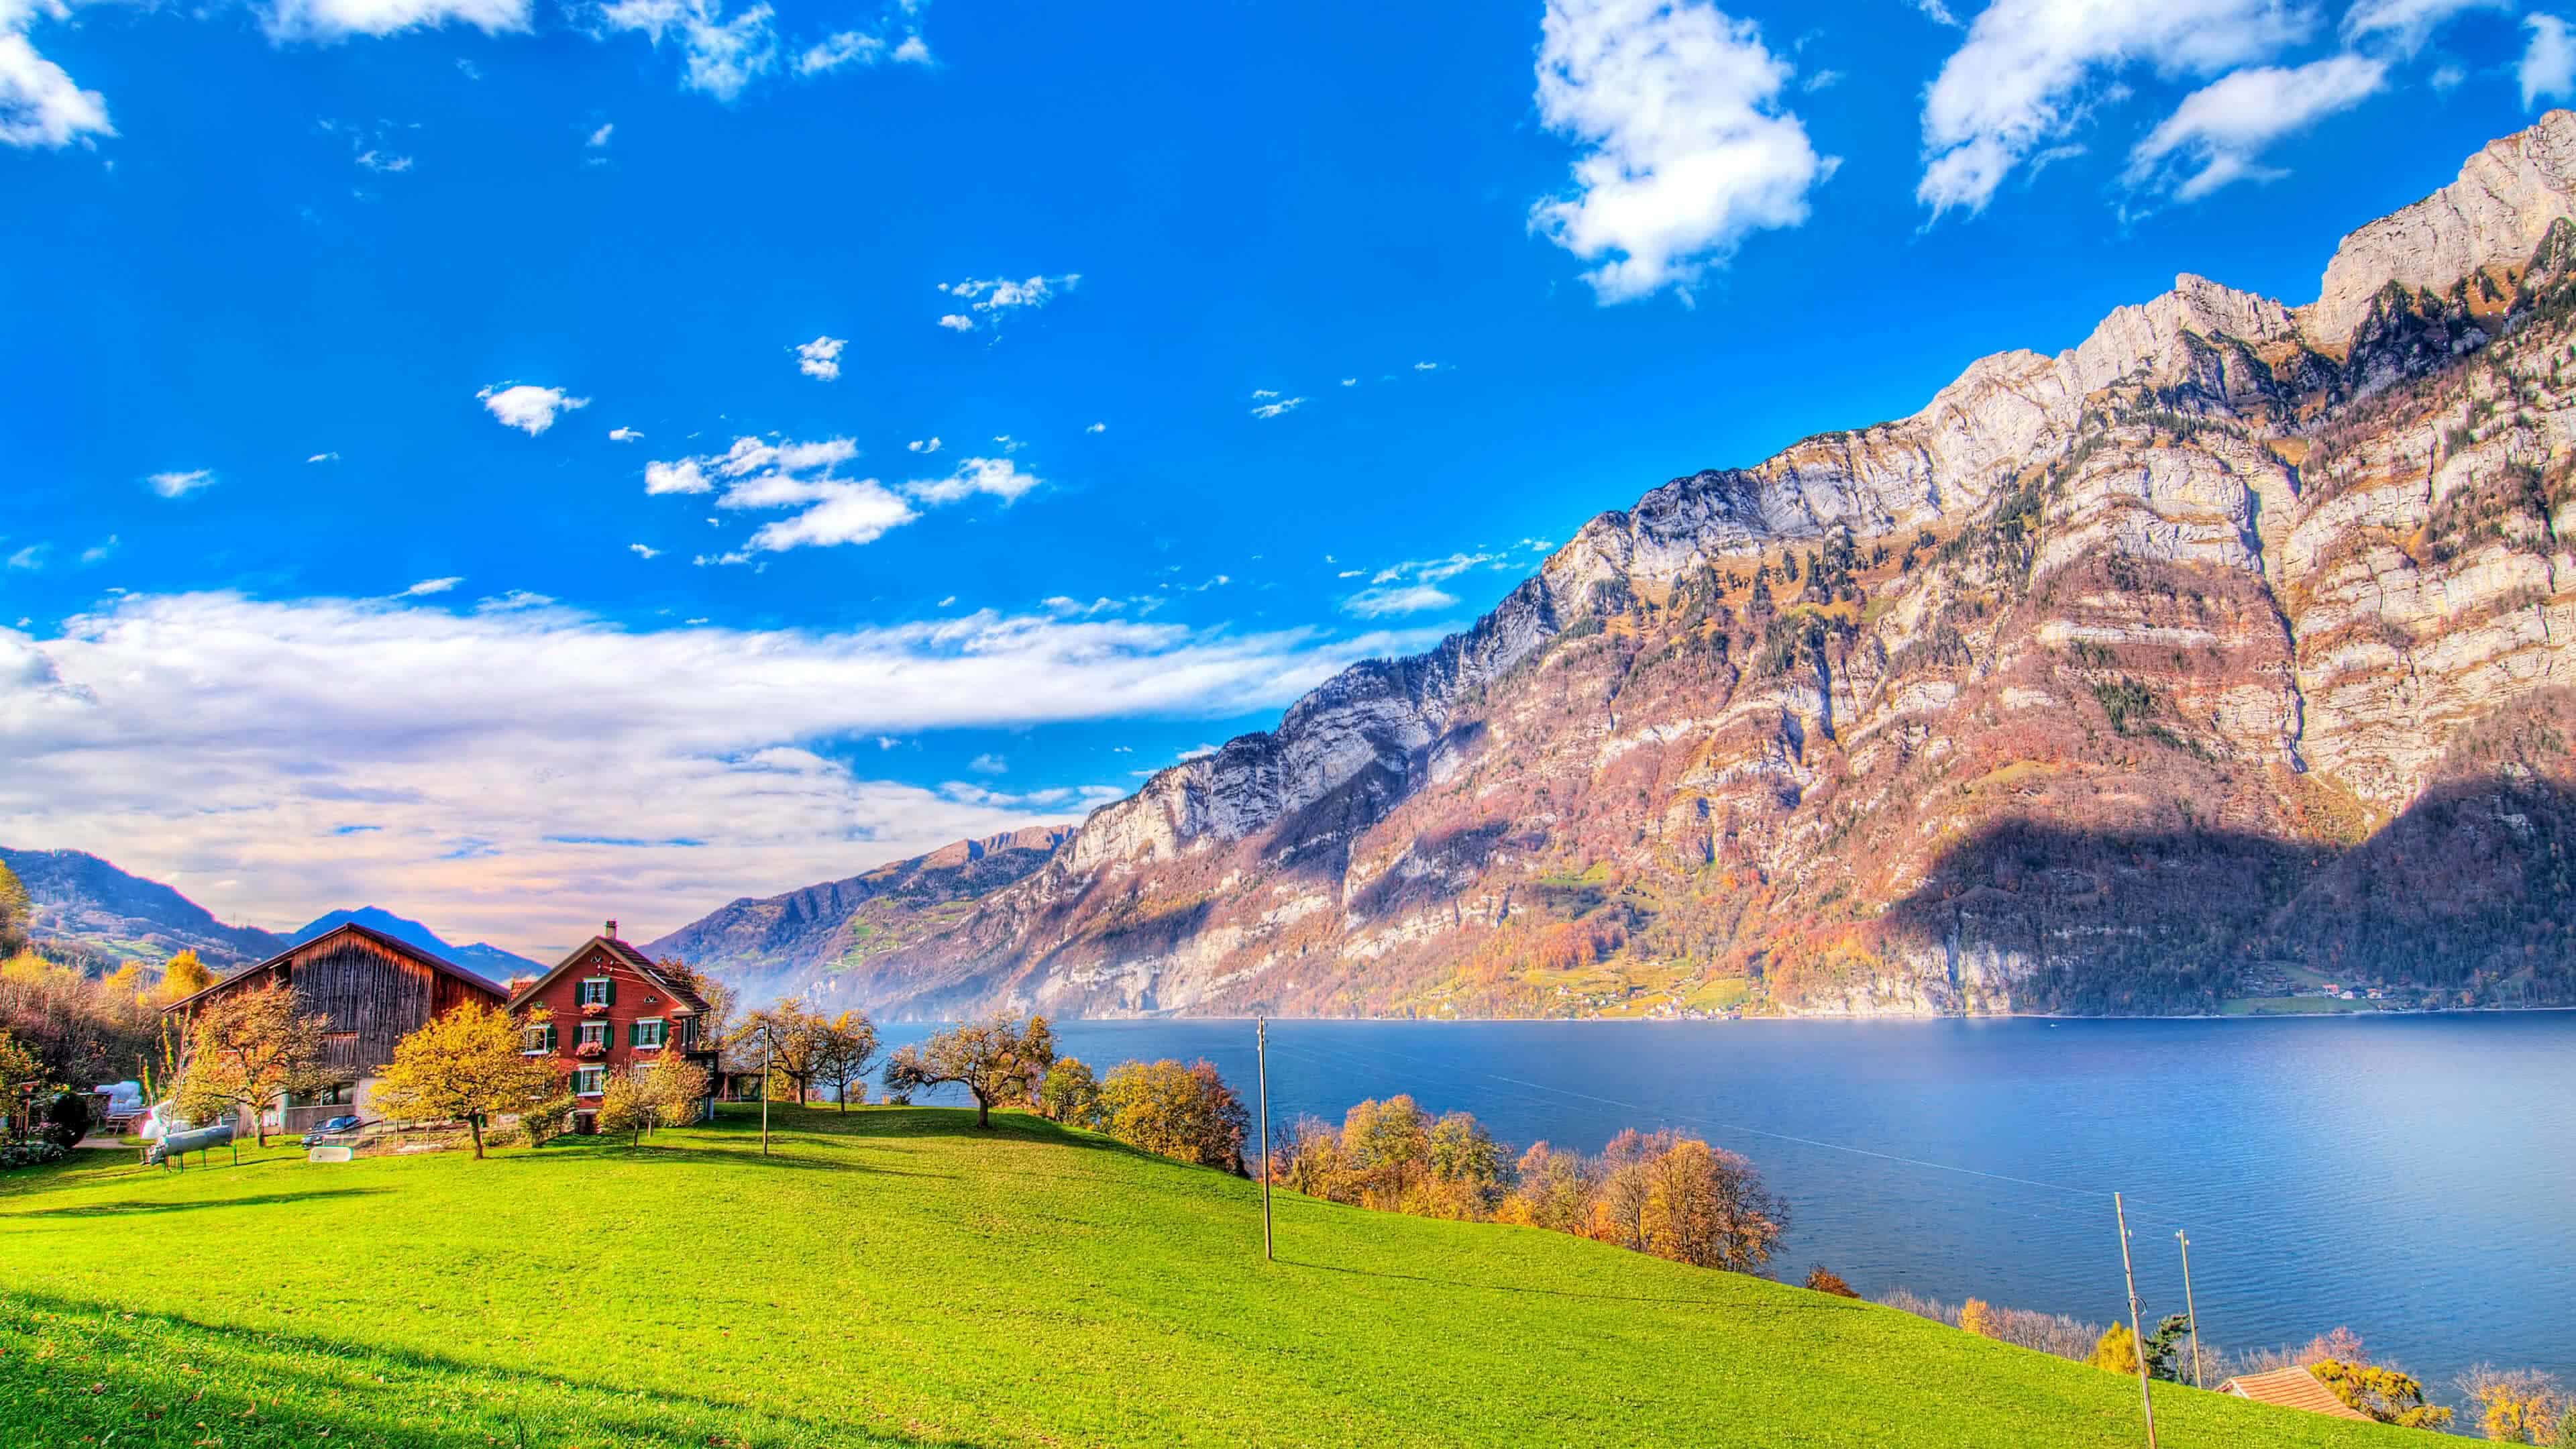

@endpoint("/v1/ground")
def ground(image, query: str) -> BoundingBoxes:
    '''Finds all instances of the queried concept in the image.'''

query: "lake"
[870,1013,2574,1393]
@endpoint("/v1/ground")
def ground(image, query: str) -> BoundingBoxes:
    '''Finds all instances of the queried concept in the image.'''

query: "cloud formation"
[794,334,847,380]
[2525,14,2576,109]
[1916,0,2312,218]
[2126,54,2386,201]
[478,382,588,435]
[1531,0,1831,303]
[146,469,217,498]
[934,272,1077,331]
[0,6,113,149]
[0,592,1427,951]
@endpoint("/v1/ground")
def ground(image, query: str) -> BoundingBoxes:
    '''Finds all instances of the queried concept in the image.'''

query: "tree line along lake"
[873,1012,2575,1394]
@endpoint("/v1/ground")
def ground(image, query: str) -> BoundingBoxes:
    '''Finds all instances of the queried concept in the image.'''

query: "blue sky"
[0,0,2559,953]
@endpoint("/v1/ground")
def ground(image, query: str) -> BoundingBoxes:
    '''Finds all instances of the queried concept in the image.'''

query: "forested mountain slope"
[846,115,2576,1020]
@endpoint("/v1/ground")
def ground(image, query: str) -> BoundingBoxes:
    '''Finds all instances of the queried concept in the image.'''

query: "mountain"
[643,826,1075,1003]
[0,847,286,969]
[288,908,543,983]
[814,113,2576,1022]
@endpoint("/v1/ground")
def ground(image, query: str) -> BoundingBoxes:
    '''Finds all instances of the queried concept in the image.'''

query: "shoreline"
[949,1003,2576,1026]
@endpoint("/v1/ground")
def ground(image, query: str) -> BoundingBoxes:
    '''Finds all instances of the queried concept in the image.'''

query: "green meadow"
[0,1106,2394,1448]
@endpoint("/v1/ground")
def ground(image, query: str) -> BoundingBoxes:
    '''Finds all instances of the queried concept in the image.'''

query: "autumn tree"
[1637,1136,1788,1271]
[2457,1366,2570,1444]
[597,1073,655,1146]
[1960,1299,1996,1338]
[1419,1110,1511,1220]
[1585,1128,1675,1252]
[1095,1057,1249,1173]
[1036,1057,1102,1128]
[637,1051,712,1130]
[655,958,736,1063]
[737,1001,827,1102]
[172,980,329,1147]
[2312,1360,2453,1430]
[155,950,214,1004]
[808,1010,882,1112]
[0,1027,40,1138]
[0,861,28,957]
[2088,1322,2139,1375]
[371,1003,559,1159]
[1275,1114,1347,1197]
[882,1014,1055,1128]
[1494,1141,1595,1233]
[0,950,155,1087]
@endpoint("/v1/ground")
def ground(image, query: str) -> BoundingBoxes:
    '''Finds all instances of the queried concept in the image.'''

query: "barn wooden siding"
[290,932,438,1077]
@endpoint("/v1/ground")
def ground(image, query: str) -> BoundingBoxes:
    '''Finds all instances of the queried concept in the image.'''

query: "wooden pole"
[1256,1014,1273,1263]
[2176,1230,2203,1390]
[760,1030,772,1157]
[2116,1193,2159,1449]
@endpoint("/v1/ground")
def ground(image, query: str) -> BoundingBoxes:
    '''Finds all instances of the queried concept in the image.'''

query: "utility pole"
[1256,1014,1273,1263]
[760,1028,773,1158]
[2116,1193,2159,1449]
[2176,1230,2203,1390]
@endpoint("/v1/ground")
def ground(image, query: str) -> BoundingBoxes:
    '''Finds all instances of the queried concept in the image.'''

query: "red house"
[505,920,719,1131]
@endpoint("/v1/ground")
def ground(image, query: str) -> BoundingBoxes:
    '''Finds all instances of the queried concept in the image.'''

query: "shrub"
[1803,1266,1858,1299]
[1036,1057,1102,1129]
[0,1140,67,1170]
[1097,1059,1249,1173]
[44,1089,92,1144]
[519,1095,578,1148]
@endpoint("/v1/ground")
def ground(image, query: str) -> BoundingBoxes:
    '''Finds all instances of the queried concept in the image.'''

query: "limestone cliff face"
[843,116,2576,1021]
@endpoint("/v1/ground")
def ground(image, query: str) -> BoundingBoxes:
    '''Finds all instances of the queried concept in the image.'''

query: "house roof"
[2218,1368,2373,1421]
[160,921,509,1014]
[504,930,710,1016]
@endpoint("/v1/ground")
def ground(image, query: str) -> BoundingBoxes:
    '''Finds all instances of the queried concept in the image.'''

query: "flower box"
[580,1002,608,1017]
[574,1041,606,1058]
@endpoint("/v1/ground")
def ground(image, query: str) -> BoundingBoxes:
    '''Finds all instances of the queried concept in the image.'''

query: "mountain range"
[673,112,2576,1021]
[0,847,543,980]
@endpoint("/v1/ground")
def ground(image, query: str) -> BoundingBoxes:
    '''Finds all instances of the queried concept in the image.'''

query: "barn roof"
[2218,1368,2373,1421]
[159,921,510,1014]
[505,928,710,1016]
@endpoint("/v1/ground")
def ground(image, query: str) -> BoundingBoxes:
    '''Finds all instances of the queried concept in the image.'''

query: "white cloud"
[146,469,216,498]
[1916,0,2313,218]
[2524,15,2576,108]
[1250,396,1307,419]
[932,273,1077,331]
[1085,422,1106,434]
[629,543,661,559]
[1412,361,1442,371]
[798,29,883,73]
[1373,552,1504,586]
[355,148,413,172]
[2126,54,2386,201]
[1343,582,1457,617]
[266,0,529,39]
[307,451,341,464]
[1252,388,1280,399]
[456,57,482,78]
[0,16,113,150]
[904,456,1040,505]
[794,334,847,380]
[610,426,644,441]
[907,437,941,453]
[478,382,589,435]
[403,576,463,596]
[476,590,554,612]
[1913,0,1963,23]
[80,535,117,565]
[967,752,1006,774]
[2344,0,2504,54]
[1531,0,1831,303]
[647,434,923,552]
[644,458,711,494]
[6,545,47,572]
[1340,378,1358,387]
[892,33,927,62]
[598,0,778,101]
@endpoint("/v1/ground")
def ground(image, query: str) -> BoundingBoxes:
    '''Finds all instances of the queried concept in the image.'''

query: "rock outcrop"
[820,115,2576,1020]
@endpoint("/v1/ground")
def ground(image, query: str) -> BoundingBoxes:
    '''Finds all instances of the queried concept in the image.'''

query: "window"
[578,977,612,1006]
[572,1067,606,1096]
[521,1022,557,1055]
[629,1018,667,1049]
[578,1020,608,1048]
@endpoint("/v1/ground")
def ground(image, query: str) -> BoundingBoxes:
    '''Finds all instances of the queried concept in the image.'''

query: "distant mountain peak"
[289,907,544,979]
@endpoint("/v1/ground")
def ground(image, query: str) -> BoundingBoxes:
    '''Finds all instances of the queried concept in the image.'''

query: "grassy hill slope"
[0,1106,2394,1448]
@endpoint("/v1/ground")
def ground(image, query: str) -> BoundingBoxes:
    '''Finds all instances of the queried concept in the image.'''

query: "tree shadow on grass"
[3,1287,993,1449]
[502,1141,958,1179]
[1,1188,390,1218]
[1277,1259,1871,1314]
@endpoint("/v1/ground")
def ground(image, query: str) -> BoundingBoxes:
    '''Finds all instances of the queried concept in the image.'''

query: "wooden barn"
[162,922,508,1134]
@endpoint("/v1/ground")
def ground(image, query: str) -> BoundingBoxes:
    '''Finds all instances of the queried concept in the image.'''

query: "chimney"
[604,919,619,939]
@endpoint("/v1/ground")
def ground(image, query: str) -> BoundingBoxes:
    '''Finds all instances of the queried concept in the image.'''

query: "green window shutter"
[627,1021,639,1047]
[605,975,616,1006]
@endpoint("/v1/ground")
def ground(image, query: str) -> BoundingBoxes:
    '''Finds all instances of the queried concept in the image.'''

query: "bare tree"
[881,1015,1054,1128]
[809,1011,883,1112]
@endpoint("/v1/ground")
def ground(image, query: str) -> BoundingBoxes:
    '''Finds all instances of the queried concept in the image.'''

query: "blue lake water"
[873,1014,2575,1393]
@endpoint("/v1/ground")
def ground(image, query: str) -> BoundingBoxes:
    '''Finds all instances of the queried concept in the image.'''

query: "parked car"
[301,1116,364,1147]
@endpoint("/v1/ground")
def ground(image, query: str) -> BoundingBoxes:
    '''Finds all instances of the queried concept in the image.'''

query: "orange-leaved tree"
[172,980,329,1147]
[882,1014,1054,1128]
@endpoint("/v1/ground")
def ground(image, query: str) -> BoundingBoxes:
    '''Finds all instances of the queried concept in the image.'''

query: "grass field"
[0,1106,2399,1448]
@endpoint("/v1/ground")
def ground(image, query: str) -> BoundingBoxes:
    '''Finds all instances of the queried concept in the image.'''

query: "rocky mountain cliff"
[843,115,2576,1020]
[645,826,1073,1004]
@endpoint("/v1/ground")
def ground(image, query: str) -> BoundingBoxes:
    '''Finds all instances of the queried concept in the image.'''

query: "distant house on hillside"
[2217,1368,2372,1421]
[161,922,508,1134]
[506,922,719,1132]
